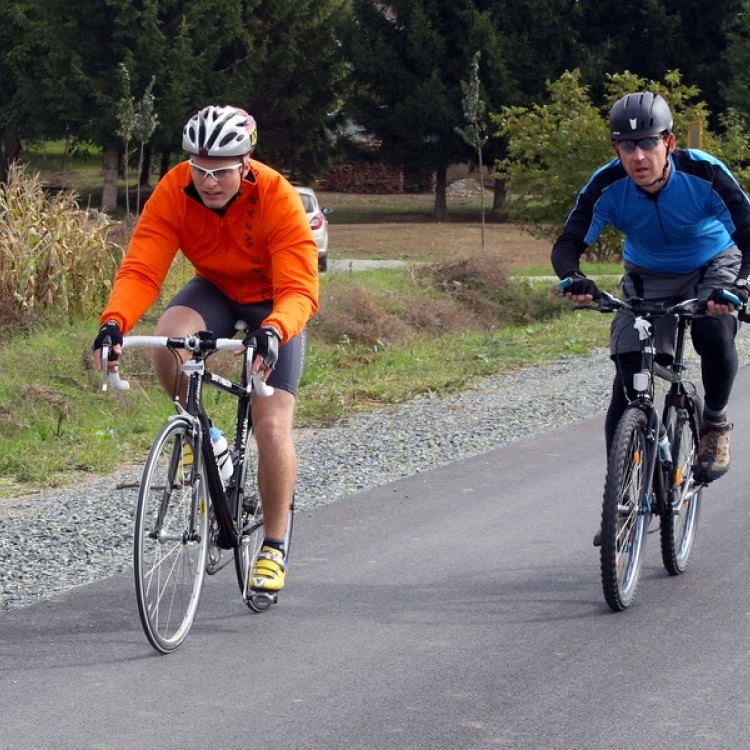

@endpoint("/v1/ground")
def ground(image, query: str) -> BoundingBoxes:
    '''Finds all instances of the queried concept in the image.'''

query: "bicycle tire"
[134,419,208,654]
[232,430,295,611]
[205,502,231,576]
[244,496,294,612]
[600,407,651,611]
[660,400,703,575]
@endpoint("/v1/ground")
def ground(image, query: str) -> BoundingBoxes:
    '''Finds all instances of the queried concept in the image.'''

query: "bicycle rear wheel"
[232,431,294,611]
[205,502,232,576]
[600,407,651,611]
[660,401,703,575]
[134,420,208,654]
[242,495,295,612]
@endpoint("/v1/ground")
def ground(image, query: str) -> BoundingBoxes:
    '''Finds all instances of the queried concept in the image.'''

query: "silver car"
[294,186,331,272]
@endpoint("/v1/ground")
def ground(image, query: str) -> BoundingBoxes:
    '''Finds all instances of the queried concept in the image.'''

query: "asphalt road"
[3,370,750,750]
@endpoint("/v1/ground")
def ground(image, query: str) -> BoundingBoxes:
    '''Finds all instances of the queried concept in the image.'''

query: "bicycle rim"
[205,503,232,576]
[134,420,208,653]
[660,407,702,575]
[601,408,650,611]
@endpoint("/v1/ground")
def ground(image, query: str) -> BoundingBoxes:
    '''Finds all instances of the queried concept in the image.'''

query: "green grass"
[0,282,610,498]
[298,310,609,424]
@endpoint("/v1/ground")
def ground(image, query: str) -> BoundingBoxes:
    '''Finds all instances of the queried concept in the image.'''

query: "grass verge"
[0,272,612,499]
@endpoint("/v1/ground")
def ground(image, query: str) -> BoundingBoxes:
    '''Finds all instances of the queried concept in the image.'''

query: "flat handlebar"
[592,291,703,317]
[559,277,746,315]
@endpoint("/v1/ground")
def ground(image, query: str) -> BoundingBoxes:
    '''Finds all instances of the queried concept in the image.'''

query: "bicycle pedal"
[245,591,278,612]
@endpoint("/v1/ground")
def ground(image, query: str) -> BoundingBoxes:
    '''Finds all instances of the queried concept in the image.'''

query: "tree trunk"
[101,147,119,213]
[0,136,21,183]
[432,166,447,221]
[160,149,172,179]
[492,178,507,221]
[138,143,154,187]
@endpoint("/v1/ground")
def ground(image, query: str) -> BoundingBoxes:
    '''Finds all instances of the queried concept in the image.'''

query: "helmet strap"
[643,155,671,188]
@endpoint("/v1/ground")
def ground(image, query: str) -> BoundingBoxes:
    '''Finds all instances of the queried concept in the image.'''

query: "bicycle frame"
[609,295,700,513]
[104,331,271,549]
[180,332,254,550]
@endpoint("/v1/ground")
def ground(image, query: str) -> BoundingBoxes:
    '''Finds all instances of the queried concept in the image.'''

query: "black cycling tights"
[604,314,738,454]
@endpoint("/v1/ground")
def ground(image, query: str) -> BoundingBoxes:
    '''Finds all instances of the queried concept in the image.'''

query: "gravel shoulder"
[3,335,749,612]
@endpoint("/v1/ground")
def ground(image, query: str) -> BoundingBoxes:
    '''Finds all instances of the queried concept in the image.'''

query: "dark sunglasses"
[615,136,664,154]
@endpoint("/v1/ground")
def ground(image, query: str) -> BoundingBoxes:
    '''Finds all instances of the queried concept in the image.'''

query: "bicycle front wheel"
[600,407,651,611]
[134,419,209,654]
[660,403,703,575]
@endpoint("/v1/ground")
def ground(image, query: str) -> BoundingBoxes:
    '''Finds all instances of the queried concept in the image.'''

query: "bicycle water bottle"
[657,432,671,462]
[209,427,234,485]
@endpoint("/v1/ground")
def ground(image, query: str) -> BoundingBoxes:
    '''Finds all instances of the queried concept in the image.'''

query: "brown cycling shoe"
[694,418,733,483]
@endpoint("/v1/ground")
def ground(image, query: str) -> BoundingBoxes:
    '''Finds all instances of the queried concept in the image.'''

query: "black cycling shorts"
[167,276,306,396]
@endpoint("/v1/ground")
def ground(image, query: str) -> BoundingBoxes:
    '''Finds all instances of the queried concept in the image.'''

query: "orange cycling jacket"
[100,159,319,343]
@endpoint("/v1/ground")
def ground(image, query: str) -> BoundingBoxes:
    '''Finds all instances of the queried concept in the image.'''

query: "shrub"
[418,252,568,326]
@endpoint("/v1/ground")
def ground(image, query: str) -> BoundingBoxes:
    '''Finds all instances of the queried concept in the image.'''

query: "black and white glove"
[561,271,600,299]
[92,320,122,359]
[243,326,281,369]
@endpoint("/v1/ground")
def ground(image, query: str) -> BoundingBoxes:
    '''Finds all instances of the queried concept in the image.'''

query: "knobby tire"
[660,399,703,575]
[601,407,651,611]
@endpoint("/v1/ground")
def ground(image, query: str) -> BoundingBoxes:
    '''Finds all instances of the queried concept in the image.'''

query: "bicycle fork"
[635,405,663,518]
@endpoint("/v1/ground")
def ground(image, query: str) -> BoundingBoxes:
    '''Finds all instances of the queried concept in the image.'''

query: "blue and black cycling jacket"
[551,148,750,279]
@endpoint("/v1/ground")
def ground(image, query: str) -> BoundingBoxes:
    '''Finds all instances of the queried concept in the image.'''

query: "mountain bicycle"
[102,328,293,654]
[559,278,737,611]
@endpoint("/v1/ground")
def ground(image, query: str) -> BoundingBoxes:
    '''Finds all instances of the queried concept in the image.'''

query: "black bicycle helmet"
[609,92,673,140]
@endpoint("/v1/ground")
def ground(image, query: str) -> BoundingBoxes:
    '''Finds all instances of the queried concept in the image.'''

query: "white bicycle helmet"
[182,105,258,157]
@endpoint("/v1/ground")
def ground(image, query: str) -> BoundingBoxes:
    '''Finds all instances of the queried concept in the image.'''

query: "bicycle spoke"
[134,422,208,653]
[601,408,650,611]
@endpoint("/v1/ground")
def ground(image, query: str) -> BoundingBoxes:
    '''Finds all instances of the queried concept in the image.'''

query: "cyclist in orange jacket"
[93,105,319,593]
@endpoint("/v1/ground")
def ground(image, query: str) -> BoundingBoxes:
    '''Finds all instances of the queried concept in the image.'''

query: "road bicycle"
[574,290,721,611]
[102,328,293,653]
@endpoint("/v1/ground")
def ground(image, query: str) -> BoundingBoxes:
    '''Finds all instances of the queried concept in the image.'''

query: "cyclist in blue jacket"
[552,92,750,543]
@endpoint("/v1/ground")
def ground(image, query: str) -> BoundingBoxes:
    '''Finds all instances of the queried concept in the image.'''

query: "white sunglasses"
[188,160,244,181]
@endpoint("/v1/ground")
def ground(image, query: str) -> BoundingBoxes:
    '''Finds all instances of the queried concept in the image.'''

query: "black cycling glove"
[243,326,281,369]
[562,271,600,299]
[708,284,749,307]
[92,320,123,359]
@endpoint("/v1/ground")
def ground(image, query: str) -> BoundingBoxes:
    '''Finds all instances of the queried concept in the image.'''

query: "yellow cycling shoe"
[249,546,286,592]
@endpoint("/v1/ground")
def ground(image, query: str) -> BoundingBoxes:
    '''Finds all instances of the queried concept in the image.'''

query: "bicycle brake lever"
[101,343,110,392]
[100,339,130,392]
[106,369,131,392]
[243,344,274,397]
[252,374,274,397]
